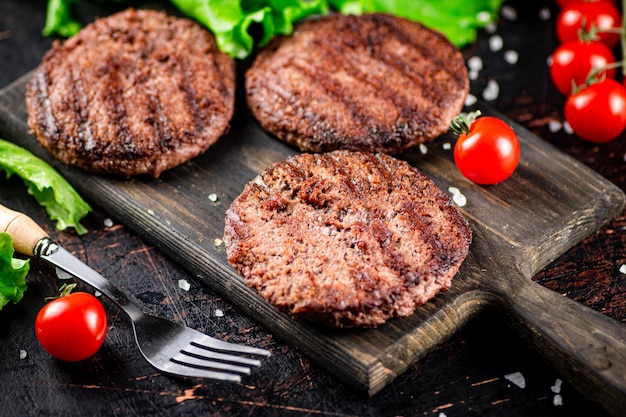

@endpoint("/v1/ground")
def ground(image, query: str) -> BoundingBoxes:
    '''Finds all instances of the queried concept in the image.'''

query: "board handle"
[0,204,48,256]
[498,275,626,416]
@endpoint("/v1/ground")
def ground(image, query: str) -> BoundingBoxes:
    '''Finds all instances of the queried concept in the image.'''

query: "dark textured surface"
[1,1,625,416]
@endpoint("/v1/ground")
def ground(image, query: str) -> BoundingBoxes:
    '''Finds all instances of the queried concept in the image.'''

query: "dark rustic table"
[1,0,624,416]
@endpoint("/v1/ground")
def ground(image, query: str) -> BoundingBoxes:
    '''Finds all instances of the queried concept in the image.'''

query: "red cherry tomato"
[453,116,521,185]
[556,1,622,48]
[564,79,626,143]
[550,40,616,96]
[35,290,107,362]
[557,0,616,7]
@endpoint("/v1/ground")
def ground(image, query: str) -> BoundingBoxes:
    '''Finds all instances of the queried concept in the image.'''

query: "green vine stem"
[450,110,482,135]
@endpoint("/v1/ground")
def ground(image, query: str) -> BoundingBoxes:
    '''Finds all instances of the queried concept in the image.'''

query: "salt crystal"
[504,50,519,65]
[504,372,526,388]
[553,394,563,406]
[442,142,451,150]
[213,238,223,246]
[56,267,73,280]
[467,56,483,72]
[489,35,503,52]
[501,5,518,21]
[548,120,562,133]
[147,209,155,215]
[438,413,448,417]
[215,309,224,317]
[539,7,551,20]
[419,144,428,154]
[448,187,461,196]
[178,279,191,291]
[19,350,27,360]
[551,379,562,393]
[563,121,574,135]
[464,94,477,107]
[208,193,219,202]
[485,22,497,34]
[546,55,553,67]
[482,79,500,101]
[94,290,102,297]
[452,193,467,207]
[619,264,626,274]
[103,218,114,228]
[469,70,479,81]
[476,11,491,24]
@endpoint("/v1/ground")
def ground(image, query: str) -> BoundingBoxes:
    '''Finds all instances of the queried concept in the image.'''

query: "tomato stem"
[44,282,77,302]
[450,110,482,135]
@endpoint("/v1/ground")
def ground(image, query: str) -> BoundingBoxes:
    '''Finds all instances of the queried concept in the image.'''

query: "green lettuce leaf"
[0,233,29,311]
[42,0,501,57]
[0,139,91,235]
[329,0,503,46]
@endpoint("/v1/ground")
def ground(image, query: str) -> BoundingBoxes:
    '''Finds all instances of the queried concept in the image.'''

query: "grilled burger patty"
[26,8,236,177]
[245,13,469,154]
[224,151,472,328]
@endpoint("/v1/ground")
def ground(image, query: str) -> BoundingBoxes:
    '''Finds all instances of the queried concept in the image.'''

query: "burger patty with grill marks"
[224,150,472,328]
[245,13,469,154]
[26,8,236,177]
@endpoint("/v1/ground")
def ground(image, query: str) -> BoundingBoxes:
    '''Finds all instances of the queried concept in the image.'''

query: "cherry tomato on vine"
[550,39,616,96]
[564,79,626,143]
[557,0,616,7]
[452,114,521,185]
[35,285,107,362]
[556,1,622,48]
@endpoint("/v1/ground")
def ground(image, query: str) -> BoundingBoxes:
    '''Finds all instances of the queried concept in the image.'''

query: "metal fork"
[0,204,270,382]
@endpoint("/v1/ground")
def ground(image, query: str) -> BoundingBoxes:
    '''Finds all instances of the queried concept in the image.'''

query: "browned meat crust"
[224,151,472,328]
[26,8,236,177]
[245,13,469,154]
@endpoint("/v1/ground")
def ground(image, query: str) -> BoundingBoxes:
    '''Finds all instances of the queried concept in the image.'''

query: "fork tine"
[161,360,243,383]
[192,334,271,357]
[172,350,252,374]
[187,343,263,367]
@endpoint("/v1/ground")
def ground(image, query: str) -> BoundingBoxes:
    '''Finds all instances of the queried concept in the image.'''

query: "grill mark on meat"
[33,70,58,141]
[246,13,469,154]
[26,8,235,177]
[225,151,472,327]
[69,65,95,152]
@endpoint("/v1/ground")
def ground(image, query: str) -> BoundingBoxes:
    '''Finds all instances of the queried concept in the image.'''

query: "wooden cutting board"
[2,71,626,414]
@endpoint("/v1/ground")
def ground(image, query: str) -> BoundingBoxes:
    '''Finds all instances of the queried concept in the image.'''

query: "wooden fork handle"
[0,204,48,256]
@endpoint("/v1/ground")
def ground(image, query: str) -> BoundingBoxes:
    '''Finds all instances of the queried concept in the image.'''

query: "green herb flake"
[0,233,29,311]
[0,139,91,235]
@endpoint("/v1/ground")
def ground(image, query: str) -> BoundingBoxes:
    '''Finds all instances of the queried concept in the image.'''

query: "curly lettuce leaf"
[41,0,502,56]
[0,233,29,311]
[329,0,504,47]
[0,139,91,235]
[170,0,328,59]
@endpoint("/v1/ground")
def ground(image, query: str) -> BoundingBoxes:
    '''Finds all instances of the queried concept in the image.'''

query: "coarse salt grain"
[619,264,626,274]
[563,121,574,135]
[178,279,191,291]
[467,56,483,72]
[469,70,479,81]
[548,120,562,133]
[476,11,491,24]
[464,94,477,107]
[504,372,526,389]
[208,193,219,202]
[539,7,551,20]
[551,379,562,393]
[19,350,27,359]
[452,193,467,207]
[213,238,223,246]
[419,144,428,154]
[504,50,519,65]
[489,35,503,52]
[482,79,500,101]
[94,290,102,297]
[103,218,114,228]
[215,309,224,317]
[501,5,518,21]
[442,142,451,150]
[553,394,563,406]
[485,21,497,34]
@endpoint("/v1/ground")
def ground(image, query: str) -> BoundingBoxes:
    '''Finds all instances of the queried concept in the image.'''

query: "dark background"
[1,0,625,416]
